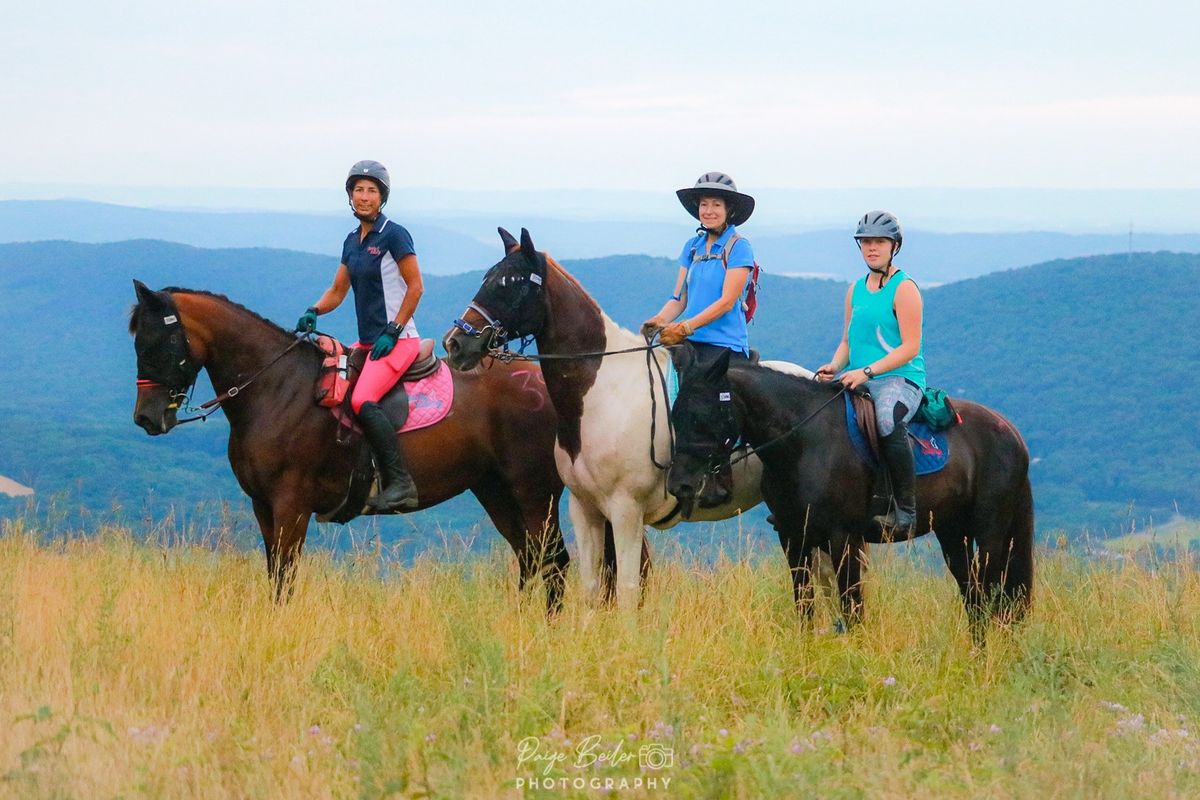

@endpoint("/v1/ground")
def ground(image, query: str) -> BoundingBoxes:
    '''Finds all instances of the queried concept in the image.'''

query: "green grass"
[1,519,1199,798]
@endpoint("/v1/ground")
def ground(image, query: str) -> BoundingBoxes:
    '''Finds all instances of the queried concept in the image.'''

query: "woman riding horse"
[815,211,925,537]
[642,172,757,489]
[295,160,422,512]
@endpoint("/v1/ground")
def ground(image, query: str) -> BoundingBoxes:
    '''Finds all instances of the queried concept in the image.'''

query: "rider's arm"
[311,264,351,314]
[391,254,424,329]
[865,280,922,374]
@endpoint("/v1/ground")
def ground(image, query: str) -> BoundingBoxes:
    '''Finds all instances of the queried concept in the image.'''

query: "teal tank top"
[847,270,926,390]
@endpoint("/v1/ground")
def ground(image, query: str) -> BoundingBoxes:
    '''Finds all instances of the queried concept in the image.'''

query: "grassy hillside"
[1,524,1199,797]
[1,242,1195,538]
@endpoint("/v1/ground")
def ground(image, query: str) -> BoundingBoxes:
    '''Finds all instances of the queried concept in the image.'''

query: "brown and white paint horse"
[443,229,818,610]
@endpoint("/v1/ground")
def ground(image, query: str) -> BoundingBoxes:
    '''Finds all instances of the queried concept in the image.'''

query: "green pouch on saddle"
[915,387,959,431]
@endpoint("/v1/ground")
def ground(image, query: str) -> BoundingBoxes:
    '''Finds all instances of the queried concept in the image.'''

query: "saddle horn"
[498,227,519,254]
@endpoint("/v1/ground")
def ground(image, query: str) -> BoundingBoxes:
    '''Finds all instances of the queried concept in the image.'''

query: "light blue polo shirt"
[677,225,753,355]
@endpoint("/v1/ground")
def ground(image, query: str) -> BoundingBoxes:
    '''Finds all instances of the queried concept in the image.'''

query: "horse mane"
[742,360,842,395]
[129,287,320,353]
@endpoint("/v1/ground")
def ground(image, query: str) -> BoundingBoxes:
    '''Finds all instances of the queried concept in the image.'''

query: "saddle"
[314,337,449,432]
[845,391,951,476]
[314,337,455,525]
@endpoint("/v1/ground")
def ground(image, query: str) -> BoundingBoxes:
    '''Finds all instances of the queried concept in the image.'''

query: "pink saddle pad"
[397,361,454,433]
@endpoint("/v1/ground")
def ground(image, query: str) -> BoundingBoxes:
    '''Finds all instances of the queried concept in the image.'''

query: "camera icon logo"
[638,744,674,770]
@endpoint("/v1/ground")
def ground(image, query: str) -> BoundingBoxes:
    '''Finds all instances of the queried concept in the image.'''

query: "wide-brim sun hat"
[676,172,755,226]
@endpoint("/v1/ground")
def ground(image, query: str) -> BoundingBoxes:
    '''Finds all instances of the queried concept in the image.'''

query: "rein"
[140,336,308,426]
[453,302,675,470]
[727,384,848,467]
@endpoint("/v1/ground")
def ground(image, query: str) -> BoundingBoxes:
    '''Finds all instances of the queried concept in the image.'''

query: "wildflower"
[353,723,364,733]
[425,733,437,743]
[650,721,674,739]
[1100,701,1126,712]
[308,725,321,736]
[883,676,897,687]
[969,741,982,751]
[789,738,812,755]
[627,732,638,741]
[718,728,729,738]
[463,677,473,687]
[1115,714,1145,734]
[734,740,747,754]
[989,724,1002,734]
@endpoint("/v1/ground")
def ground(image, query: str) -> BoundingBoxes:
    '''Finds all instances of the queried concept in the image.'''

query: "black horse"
[667,344,1033,637]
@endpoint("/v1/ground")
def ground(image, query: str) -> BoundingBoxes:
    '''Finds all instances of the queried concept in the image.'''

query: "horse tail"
[1003,476,1035,620]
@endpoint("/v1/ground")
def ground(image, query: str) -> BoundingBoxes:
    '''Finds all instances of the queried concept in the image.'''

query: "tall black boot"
[358,401,419,512]
[873,423,916,537]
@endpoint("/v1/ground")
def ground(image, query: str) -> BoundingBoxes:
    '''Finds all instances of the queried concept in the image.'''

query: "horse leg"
[608,497,648,612]
[569,495,607,607]
[251,497,278,587]
[974,498,1028,629]
[269,488,313,603]
[829,533,865,628]
[472,479,569,616]
[779,531,817,621]
[935,523,986,642]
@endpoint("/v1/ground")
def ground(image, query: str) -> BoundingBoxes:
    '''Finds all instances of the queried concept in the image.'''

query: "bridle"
[451,265,674,469]
[135,307,308,426]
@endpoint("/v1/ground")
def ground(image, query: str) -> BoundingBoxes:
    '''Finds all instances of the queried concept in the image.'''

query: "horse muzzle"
[134,397,178,435]
[442,328,485,371]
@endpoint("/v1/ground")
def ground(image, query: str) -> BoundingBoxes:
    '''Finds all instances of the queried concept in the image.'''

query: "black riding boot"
[358,401,419,512]
[873,423,917,537]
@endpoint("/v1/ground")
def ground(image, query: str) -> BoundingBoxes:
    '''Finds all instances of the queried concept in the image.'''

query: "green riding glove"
[295,306,319,334]
[370,322,401,360]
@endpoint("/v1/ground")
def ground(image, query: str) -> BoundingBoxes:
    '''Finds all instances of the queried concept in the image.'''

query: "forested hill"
[0,240,1195,537]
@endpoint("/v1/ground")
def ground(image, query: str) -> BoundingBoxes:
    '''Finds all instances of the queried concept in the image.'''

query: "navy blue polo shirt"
[341,213,419,344]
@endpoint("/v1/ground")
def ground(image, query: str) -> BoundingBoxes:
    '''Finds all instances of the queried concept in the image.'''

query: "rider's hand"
[295,306,319,334]
[370,323,401,360]
[640,319,662,339]
[839,368,870,390]
[815,363,837,382]
[658,321,691,346]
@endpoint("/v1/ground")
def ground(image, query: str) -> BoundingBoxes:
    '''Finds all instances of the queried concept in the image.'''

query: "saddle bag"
[314,334,351,408]
[915,387,959,431]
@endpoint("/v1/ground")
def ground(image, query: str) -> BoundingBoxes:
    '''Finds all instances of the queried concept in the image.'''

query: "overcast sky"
[3,0,1197,198]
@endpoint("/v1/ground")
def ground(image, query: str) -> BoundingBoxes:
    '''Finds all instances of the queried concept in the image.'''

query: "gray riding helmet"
[853,210,903,255]
[676,172,755,226]
[346,160,391,203]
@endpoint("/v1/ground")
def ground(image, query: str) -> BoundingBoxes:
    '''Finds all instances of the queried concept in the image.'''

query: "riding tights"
[351,337,421,414]
[868,375,923,436]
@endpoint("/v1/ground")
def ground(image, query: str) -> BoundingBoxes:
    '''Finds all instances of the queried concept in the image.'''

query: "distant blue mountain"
[1,240,1196,541]
[3,200,1198,284]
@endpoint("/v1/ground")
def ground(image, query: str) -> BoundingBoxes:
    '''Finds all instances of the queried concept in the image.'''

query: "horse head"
[129,280,201,435]
[443,227,548,371]
[667,344,741,516]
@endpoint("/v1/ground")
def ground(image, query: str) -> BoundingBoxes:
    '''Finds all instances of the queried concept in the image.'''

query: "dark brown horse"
[129,280,577,610]
[667,345,1034,638]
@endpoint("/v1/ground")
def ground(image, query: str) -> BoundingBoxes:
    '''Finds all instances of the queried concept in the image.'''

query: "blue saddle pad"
[844,394,949,475]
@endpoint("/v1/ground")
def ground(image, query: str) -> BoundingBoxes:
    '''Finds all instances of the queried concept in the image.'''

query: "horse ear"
[133,279,162,308]
[498,227,519,254]
[669,340,695,375]
[519,228,537,259]
[704,348,733,383]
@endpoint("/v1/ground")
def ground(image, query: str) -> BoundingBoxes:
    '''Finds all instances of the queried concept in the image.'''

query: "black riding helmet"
[346,160,391,205]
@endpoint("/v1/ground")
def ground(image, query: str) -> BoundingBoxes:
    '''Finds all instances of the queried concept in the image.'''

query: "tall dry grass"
[1,517,1199,798]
